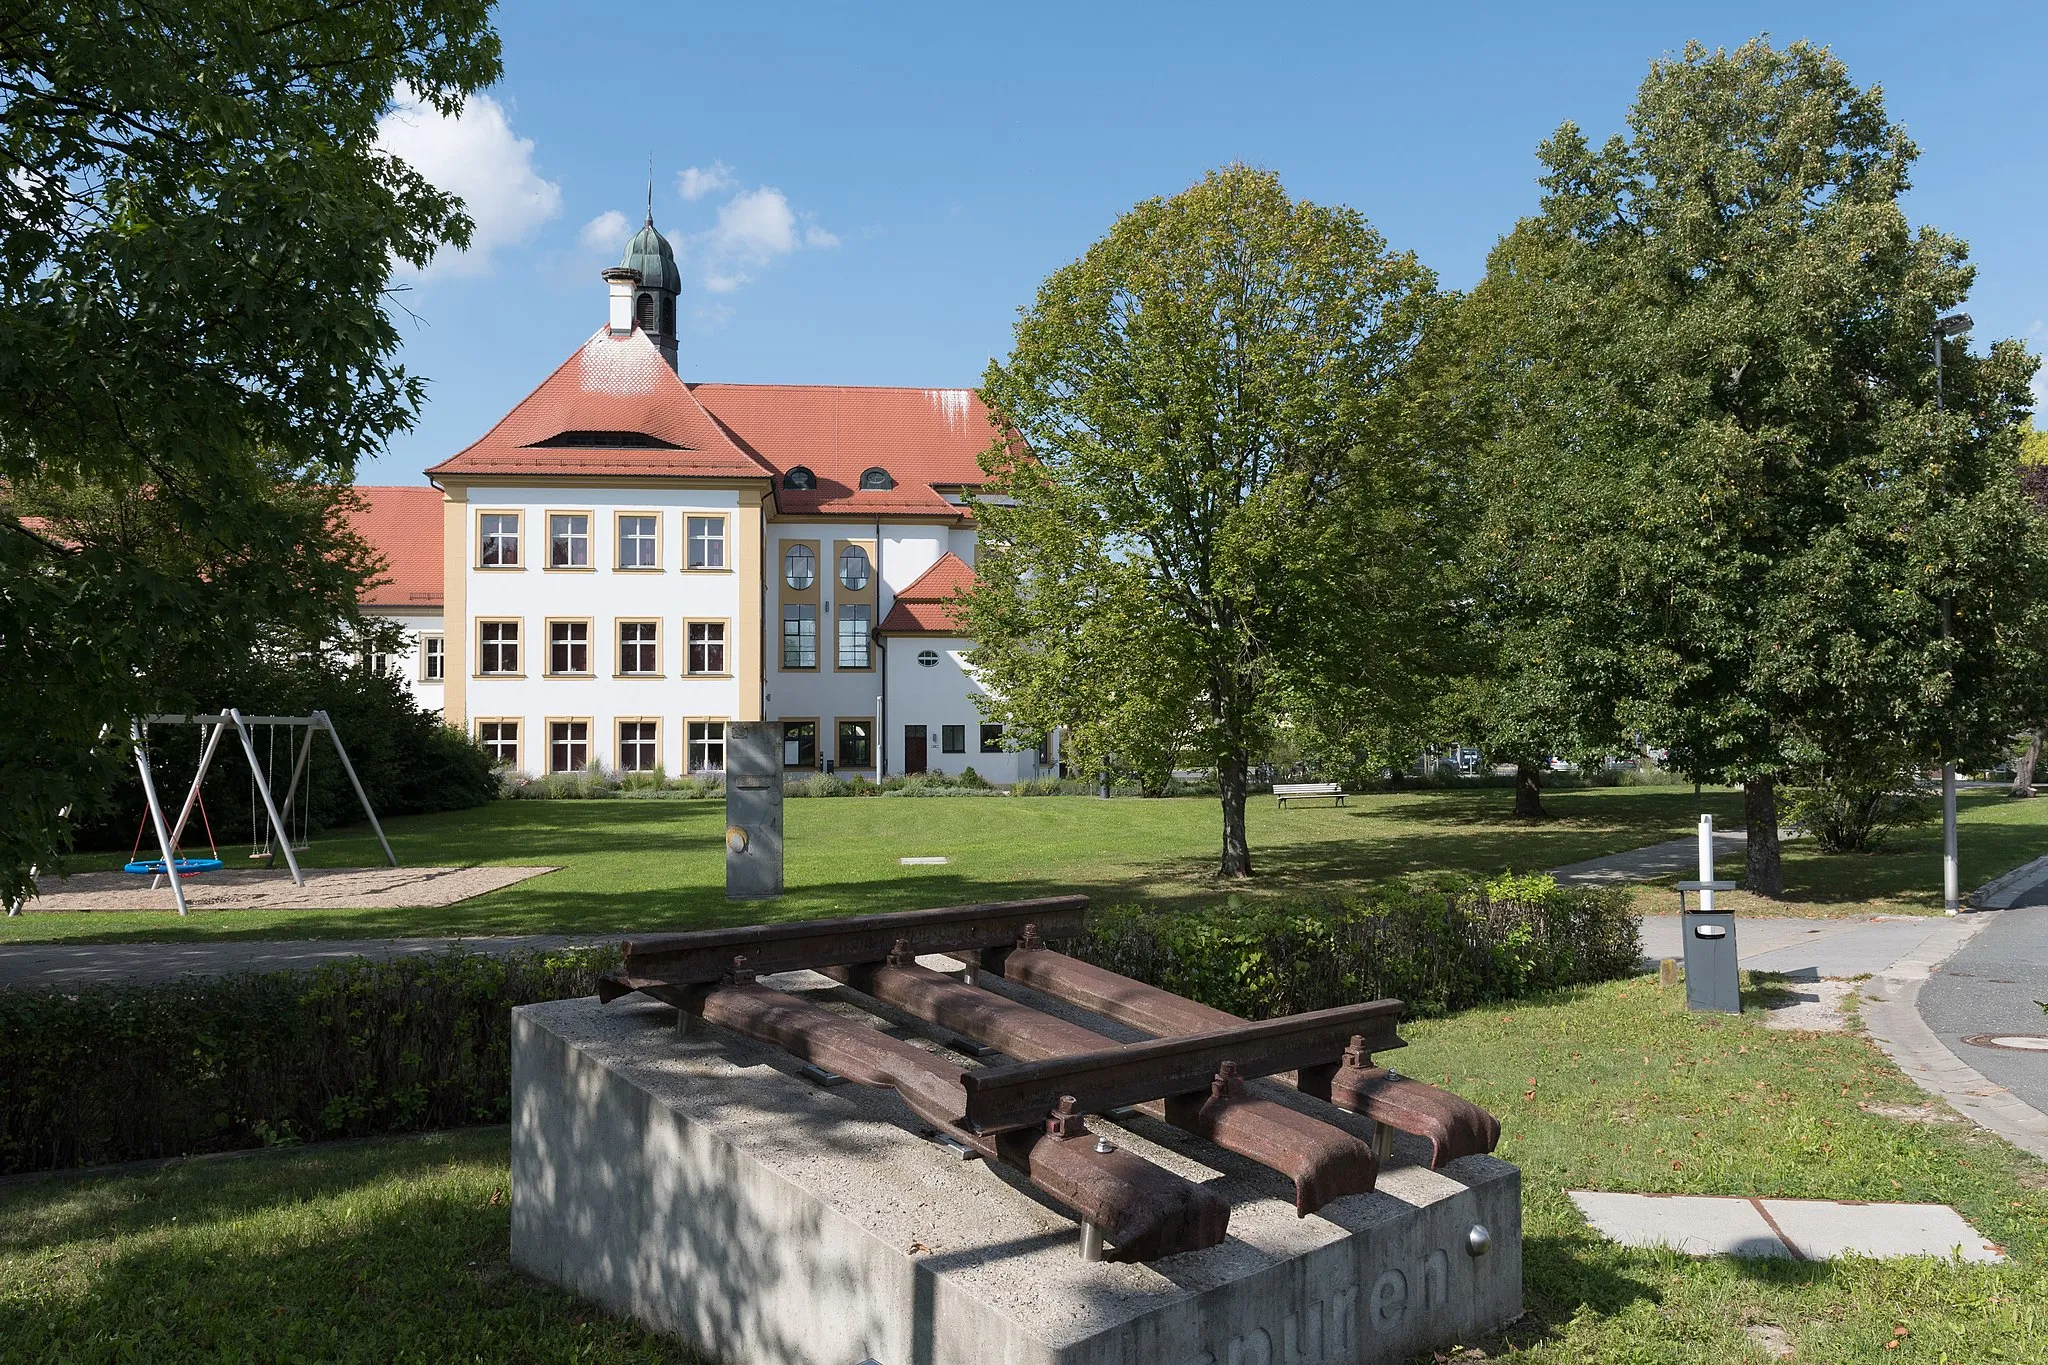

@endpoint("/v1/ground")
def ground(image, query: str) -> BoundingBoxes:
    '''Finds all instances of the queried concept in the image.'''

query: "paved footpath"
[1637,912,1972,980]
[0,934,602,990]
[1552,831,1747,886]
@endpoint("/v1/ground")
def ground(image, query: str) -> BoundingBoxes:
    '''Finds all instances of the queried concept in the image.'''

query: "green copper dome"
[620,216,680,294]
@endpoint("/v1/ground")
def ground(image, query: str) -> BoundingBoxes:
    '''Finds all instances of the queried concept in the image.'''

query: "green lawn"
[1629,787,2048,922]
[14,785,2048,944]
[14,786,1750,944]
[4,976,2039,1362]
[0,1129,696,1363]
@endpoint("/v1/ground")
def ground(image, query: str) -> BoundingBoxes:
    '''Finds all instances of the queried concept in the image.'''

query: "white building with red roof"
[355,210,1050,782]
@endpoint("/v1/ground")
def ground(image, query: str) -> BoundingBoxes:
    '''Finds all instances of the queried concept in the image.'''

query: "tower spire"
[646,154,654,224]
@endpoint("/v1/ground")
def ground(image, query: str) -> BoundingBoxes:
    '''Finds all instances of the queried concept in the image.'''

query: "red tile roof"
[690,383,995,518]
[344,486,444,609]
[425,330,773,480]
[879,551,975,635]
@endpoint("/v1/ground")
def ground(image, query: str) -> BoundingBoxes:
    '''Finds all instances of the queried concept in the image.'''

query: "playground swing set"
[128,709,396,916]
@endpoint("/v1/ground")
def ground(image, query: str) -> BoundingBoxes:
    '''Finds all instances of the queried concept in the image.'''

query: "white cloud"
[377,86,561,277]
[693,184,837,291]
[713,186,799,258]
[676,161,736,201]
[578,210,629,251]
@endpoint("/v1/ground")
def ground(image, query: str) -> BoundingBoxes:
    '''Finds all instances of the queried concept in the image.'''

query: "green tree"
[966,165,1457,878]
[1460,38,2048,894]
[0,2,499,908]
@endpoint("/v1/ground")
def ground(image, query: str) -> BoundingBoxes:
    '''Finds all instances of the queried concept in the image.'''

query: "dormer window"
[783,466,817,491]
[858,466,894,491]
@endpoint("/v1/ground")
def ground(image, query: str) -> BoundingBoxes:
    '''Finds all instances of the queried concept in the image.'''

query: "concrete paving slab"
[1566,1191,1789,1259]
[1569,1192,2003,1263]
[1758,1199,2004,1264]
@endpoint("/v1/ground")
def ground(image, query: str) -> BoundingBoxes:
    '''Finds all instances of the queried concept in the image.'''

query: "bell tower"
[614,179,681,370]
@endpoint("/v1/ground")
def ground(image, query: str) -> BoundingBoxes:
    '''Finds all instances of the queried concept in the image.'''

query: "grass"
[1396,974,2048,1360]
[4,975,2040,1361]
[13,785,2046,944]
[1626,787,2048,921]
[0,1128,696,1363]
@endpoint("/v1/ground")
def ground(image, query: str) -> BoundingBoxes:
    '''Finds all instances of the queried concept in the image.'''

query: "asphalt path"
[1918,895,2048,1122]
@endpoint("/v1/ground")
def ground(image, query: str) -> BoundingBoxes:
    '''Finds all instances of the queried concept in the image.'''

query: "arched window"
[858,466,894,491]
[660,295,676,335]
[784,544,816,590]
[838,544,871,590]
[635,293,655,330]
[782,466,816,491]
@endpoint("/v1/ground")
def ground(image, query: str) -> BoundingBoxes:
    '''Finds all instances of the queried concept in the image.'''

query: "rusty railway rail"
[639,964,1228,1262]
[600,895,1501,1259]
[828,950,1378,1216]
[1000,928,1502,1169]
[604,894,1087,992]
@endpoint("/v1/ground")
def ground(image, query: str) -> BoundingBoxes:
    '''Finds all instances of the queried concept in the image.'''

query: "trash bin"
[1677,878,1740,1014]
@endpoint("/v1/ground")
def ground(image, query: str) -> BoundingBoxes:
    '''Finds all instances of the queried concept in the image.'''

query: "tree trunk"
[1744,776,1784,898]
[2013,732,2040,798]
[1513,760,1546,820]
[1219,750,1253,880]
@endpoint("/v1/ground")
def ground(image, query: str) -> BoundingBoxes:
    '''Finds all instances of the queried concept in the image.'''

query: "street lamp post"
[1934,311,1972,916]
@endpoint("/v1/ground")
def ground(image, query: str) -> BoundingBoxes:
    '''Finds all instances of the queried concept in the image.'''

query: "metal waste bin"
[1677,878,1740,1014]
[724,722,784,901]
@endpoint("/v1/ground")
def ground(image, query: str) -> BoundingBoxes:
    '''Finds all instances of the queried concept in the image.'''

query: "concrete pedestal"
[513,991,1522,1365]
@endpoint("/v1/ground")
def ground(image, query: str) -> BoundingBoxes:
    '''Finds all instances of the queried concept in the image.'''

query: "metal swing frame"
[132,709,397,916]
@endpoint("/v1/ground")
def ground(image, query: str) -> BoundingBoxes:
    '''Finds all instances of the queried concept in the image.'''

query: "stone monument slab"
[513,992,1522,1365]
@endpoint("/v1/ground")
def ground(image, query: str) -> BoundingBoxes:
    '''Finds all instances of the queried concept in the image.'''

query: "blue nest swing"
[126,773,225,879]
[124,856,225,876]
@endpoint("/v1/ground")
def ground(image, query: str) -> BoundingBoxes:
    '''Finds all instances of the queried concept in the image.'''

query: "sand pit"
[25,865,555,913]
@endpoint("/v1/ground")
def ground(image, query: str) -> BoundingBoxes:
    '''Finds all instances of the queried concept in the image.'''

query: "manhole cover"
[1961,1034,2048,1053]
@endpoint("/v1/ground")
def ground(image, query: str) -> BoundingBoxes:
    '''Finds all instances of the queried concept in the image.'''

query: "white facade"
[366,610,447,710]
[449,485,748,777]
[880,633,1048,782]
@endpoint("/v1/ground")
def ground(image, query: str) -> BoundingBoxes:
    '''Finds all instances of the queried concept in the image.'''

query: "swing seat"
[124,857,224,876]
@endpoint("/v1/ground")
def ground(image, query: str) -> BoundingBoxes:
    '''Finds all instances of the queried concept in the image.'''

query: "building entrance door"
[904,725,927,775]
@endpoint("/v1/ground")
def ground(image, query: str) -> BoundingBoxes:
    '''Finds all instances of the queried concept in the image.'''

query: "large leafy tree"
[965,165,1458,878]
[0,2,500,908]
[1460,38,2048,894]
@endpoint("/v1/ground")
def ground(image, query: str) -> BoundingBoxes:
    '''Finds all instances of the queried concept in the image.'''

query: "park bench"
[1274,781,1346,808]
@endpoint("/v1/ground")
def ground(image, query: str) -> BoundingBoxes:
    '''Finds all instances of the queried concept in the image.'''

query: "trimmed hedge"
[0,875,1635,1174]
[0,946,616,1174]
[1077,873,1640,1021]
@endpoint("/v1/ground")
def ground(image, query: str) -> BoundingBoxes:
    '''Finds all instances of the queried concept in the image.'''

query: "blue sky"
[362,1,2048,485]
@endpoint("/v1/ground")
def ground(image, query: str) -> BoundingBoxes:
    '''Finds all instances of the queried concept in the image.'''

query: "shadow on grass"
[0,1128,702,1362]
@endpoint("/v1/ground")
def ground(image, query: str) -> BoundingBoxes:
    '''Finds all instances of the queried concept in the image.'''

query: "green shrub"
[879,773,1002,797]
[0,946,618,1173]
[504,768,616,800]
[1075,873,1639,1021]
[1783,770,1931,853]
[1014,776,1099,796]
